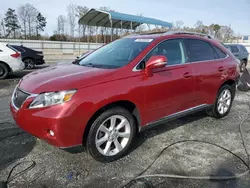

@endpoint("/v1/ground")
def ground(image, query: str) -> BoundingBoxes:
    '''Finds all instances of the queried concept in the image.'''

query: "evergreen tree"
[36,12,46,39]
[4,8,20,38]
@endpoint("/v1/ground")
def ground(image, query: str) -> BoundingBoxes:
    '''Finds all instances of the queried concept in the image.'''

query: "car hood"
[19,63,116,93]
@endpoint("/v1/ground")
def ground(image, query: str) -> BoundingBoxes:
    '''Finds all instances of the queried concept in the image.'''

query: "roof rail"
[165,30,212,39]
[139,31,167,35]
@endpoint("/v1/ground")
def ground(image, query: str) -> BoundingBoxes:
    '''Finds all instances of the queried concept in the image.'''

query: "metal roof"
[78,8,172,29]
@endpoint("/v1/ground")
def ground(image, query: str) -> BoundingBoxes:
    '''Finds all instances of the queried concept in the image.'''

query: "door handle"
[183,72,192,78]
[218,66,225,72]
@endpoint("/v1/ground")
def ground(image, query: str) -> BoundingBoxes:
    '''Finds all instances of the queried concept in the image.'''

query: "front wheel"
[207,85,234,118]
[87,107,136,162]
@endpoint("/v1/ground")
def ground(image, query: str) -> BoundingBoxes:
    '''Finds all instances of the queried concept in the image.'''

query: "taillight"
[11,52,20,58]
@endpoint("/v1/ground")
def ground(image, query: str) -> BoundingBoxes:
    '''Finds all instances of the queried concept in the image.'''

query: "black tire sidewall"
[87,107,136,162]
[213,85,234,118]
[0,63,9,79]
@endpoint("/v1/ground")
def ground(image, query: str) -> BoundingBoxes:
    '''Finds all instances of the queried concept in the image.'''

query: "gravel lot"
[0,66,250,188]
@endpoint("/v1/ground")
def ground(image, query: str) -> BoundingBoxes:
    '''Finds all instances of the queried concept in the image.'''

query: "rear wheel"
[87,107,136,162]
[23,58,35,69]
[207,85,234,118]
[0,63,9,79]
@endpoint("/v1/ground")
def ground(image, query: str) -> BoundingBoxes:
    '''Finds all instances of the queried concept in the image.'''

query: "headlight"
[29,90,76,109]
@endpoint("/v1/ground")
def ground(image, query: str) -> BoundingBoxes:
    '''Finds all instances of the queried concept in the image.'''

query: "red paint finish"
[10,34,240,148]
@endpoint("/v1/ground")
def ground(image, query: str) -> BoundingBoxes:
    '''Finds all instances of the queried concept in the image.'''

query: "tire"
[23,58,35,69]
[0,63,9,79]
[207,84,234,118]
[87,107,136,162]
[240,60,247,72]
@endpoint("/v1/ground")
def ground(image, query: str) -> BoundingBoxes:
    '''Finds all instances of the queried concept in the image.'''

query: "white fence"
[1,39,249,61]
[0,39,103,54]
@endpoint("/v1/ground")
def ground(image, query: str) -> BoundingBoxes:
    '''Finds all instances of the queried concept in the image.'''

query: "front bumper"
[10,89,86,148]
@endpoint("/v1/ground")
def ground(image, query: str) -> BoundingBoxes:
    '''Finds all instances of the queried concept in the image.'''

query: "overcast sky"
[0,0,249,36]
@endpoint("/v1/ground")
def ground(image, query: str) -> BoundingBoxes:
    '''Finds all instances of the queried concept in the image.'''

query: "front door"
[142,39,196,123]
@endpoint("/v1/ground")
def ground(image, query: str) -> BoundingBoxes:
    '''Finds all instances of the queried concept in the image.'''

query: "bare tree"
[67,3,77,38]
[57,15,66,34]
[136,13,145,33]
[18,3,38,39]
[175,20,184,30]
[75,5,89,37]
[218,25,234,42]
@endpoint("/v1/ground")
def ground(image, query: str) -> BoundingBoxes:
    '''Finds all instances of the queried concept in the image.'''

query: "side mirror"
[145,55,168,77]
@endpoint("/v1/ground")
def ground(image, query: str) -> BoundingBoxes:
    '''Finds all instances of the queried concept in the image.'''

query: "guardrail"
[0,39,104,55]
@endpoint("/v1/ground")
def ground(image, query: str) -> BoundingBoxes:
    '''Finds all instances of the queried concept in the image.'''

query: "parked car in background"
[0,43,24,79]
[11,32,240,162]
[224,44,249,72]
[11,45,45,69]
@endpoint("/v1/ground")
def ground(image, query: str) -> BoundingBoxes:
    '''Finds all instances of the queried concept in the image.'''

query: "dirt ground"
[0,66,250,188]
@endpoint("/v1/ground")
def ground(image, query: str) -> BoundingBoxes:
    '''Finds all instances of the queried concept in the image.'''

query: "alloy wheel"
[24,59,35,69]
[217,89,232,115]
[95,115,131,156]
[241,62,246,72]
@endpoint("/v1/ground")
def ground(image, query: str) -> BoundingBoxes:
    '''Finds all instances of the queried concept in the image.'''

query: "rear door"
[143,39,196,123]
[184,39,227,105]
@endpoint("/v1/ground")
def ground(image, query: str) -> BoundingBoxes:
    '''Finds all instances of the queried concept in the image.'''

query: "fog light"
[49,130,55,137]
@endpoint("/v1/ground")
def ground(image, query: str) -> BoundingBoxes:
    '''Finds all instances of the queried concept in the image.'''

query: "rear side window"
[239,45,248,53]
[213,46,227,59]
[185,39,215,62]
[231,46,239,53]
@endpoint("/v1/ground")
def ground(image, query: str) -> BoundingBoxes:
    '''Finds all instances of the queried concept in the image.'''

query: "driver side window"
[137,39,186,70]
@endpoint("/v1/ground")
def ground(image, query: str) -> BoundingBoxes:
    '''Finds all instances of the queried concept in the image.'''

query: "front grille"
[13,88,30,108]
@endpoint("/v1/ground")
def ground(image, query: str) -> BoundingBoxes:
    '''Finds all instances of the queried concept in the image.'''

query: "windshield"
[79,38,154,69]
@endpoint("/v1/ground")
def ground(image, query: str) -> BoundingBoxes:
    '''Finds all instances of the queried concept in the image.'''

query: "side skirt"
[140,104,212,132]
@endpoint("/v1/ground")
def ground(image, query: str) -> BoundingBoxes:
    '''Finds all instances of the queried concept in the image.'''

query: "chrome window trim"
[11,86,38,110]
[132,38,230,72]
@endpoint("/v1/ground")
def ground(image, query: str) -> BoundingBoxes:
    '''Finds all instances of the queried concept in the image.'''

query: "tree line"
[0,3,237,43]
[0,4,47,39]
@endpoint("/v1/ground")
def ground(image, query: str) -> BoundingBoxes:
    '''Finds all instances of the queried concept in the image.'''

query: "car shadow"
[129,110,208,154]
[0,125,36,171]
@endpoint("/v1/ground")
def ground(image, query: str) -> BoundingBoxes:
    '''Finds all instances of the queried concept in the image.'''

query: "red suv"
[10,32,240,162]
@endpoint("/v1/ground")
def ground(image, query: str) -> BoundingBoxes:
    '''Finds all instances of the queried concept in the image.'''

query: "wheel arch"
[0,61,11,72]
[242,58,248,63]
[219,79,236,99]
[82,100,141,145]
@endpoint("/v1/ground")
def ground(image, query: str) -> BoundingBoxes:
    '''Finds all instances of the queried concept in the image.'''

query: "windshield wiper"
[82,63,103,68]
